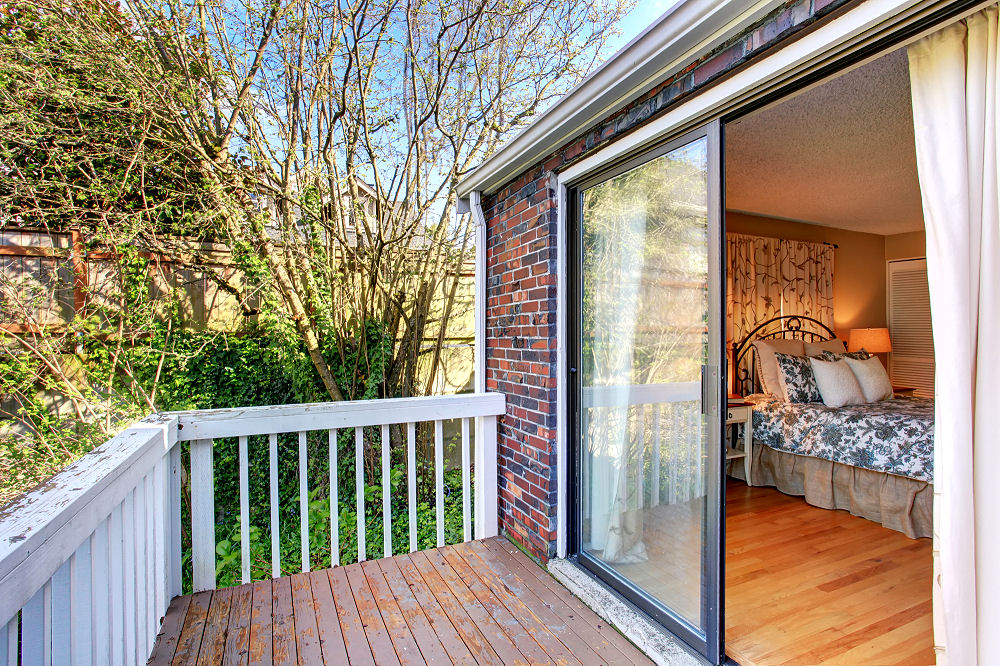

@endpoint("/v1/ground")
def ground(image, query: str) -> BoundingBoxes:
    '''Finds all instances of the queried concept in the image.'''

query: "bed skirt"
[730,443,933,539]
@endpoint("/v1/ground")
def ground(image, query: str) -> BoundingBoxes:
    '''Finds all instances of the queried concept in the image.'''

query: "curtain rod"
[726,230,839,249]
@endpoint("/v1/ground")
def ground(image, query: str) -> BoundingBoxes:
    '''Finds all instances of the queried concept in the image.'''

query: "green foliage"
[0,1,214,236]
[0,349,118,502]
[0,316,471,594]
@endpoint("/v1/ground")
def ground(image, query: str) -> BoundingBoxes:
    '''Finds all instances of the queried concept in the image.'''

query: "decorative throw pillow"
[804,338,847,356]
[820,349,871,361]
[809,357,866,407]
[752,339,806,399]
[844,356,893,402]
[774,353,822,403]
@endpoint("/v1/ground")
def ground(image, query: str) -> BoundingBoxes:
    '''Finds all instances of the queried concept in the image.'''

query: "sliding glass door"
[570,122,724,663]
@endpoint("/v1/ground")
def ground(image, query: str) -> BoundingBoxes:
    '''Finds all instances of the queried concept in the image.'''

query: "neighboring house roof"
[456,0,783,200]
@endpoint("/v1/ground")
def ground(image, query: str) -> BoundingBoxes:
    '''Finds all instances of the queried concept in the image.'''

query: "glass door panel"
[573,123,723,663]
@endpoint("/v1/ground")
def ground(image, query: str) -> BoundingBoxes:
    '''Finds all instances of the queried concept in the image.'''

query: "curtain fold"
[908,6,1000,663]
[726,232,834,347]
[584,189,649,564]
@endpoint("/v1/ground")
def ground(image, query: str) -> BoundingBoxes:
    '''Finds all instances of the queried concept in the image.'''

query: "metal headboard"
[731,315,838,396]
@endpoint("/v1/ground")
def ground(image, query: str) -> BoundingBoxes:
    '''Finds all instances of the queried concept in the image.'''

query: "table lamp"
[848,327,892,366]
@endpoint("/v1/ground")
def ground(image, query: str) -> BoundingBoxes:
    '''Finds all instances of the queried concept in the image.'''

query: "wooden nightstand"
[892,385,916,398]
[726,401,753,485]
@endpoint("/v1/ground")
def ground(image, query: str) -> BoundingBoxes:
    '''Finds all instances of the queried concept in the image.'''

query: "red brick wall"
[483,168,559,559]
[483,0,859,561]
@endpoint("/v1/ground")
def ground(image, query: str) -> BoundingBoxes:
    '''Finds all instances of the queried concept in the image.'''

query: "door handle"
[701,364,718,416]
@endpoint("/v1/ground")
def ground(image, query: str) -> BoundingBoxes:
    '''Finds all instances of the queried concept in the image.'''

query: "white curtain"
[908,7,1000,664]
[584,194,648,564]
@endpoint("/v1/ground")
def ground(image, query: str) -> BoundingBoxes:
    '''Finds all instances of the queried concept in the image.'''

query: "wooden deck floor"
[148,536,652,665]
[725,481,934,666]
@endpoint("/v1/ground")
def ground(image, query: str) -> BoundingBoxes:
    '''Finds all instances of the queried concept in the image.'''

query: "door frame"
[563,120,726,663]
[551,1,987,663]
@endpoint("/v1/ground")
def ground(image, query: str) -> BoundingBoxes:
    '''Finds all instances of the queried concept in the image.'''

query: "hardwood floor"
[725,481,934,666]
[149,537,653,665]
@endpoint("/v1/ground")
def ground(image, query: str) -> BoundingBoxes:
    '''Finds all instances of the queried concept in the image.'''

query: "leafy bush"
[1,323,472,593]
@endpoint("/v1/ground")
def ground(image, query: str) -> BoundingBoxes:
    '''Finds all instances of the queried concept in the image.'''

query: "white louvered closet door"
[888,258,934,397]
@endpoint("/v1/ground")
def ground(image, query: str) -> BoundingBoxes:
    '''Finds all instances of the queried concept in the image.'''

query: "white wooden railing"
[0,393,504,665]
[582,381,704,506]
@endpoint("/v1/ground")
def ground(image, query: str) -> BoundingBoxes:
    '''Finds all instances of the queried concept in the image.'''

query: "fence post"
[70,228,87,316]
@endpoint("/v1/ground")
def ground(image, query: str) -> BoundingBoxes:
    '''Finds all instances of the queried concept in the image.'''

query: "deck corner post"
[475,414,499,539]
[190,438,216,592]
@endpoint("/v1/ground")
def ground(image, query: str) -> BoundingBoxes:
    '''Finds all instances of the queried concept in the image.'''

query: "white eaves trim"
[456,0,783,200]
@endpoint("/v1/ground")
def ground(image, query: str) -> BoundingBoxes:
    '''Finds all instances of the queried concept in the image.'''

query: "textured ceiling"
[725,48,924,236]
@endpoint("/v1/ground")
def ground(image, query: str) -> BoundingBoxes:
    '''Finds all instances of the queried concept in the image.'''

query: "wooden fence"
[0,228,248,332]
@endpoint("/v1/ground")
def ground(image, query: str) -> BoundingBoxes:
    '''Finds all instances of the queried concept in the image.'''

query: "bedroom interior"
[720,45,934,665]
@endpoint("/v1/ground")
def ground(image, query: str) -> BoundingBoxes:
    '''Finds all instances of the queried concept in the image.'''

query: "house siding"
[483,0,861,561]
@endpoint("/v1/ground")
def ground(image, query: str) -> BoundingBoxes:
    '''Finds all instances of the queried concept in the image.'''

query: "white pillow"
[752,339,806,400]
[845,356,893,402]
[809,358,866,407]
[804,338,847,356]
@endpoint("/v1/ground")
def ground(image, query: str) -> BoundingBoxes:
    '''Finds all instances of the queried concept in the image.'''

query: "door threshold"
[547,557,709,666]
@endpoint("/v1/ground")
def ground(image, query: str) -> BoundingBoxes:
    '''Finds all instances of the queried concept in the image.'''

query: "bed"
[731,315,933,539]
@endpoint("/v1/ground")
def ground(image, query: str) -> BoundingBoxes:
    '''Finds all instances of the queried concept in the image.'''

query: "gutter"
[468,191,487,394]
[456,0,782,200]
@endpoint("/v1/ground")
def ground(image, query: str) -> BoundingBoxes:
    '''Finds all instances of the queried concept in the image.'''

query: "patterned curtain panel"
[726,232,834,346]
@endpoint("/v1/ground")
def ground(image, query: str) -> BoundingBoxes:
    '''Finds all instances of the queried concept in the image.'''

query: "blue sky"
[609,0,683,52]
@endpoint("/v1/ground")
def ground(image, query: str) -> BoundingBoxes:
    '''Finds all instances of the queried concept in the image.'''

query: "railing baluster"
[123,490,136,662]
[269,433,280,578]
[143,472,155,659]
[355,427,365,562]
[407,422,416,553]
[652,405,661,507]
[434,420,445,547]
[51,559,71,664]
[20,583,46,666]
[1,615,17,666]
[461,418,471,542]
[168,444,182,600]
[671,406,680,504]
[329,428,339,567]
[191,439,216,591]
[109,505,123,665]
[92,520,110,664]
[128,485,142,663]
[381,424,391,558]
[71,538,93,666]
[636,405,645,509]
[239,435,250,584]
[299,431,310,573]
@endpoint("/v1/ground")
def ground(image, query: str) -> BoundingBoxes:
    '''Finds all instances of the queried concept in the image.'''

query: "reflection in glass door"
[571,123,723,663]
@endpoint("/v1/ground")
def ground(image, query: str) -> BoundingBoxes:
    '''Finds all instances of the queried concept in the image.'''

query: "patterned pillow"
[820,349,871,361]
[774,353,823,403]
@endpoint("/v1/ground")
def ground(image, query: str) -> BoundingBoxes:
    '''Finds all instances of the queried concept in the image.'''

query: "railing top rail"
[169,392,506,441]
[582,381,700,408]
[0,415,177,623]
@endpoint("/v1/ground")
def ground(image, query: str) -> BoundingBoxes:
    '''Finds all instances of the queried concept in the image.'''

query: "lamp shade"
[848,327,892,354]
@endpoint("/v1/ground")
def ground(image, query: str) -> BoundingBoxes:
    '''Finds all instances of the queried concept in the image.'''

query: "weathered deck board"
[150,537,653,664]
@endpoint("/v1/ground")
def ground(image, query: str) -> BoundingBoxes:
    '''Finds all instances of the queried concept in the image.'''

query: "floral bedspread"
[748,395,935,483]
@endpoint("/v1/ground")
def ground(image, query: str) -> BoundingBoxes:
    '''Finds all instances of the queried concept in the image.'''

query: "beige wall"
[726,211,888,340]
[885,230,926,261]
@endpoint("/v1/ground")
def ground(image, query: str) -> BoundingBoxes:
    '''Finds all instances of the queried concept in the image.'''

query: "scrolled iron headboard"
[731,315,838,396]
